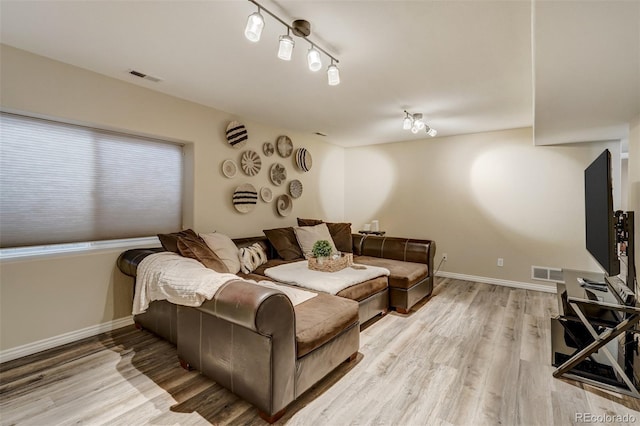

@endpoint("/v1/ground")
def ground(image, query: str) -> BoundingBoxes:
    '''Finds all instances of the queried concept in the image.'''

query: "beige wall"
[344,128,620,287]
[0,45,344,351]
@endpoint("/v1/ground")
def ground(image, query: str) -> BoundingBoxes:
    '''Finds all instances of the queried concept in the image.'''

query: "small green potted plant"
[312,240,333,264]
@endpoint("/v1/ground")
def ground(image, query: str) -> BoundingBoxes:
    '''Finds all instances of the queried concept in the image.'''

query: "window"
[0,112,183,250]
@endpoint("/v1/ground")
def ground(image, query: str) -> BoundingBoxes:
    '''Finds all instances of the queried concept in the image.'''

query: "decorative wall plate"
[226,121,248,149]
[295,148,313,172]
[276,194,293,217]
[289,179,303,199]
[232,183,257,213]
[263,142,275,157]
[276,135,293,157]
[270,163,287,186]
[240,150,262,176]
[260,187,273,202]
[222,159,237,178]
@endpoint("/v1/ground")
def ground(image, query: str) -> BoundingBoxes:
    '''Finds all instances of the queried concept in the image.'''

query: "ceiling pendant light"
[327,60,340,86]
[244,9,264,42]
[402,110,437,137]
[307,46,322,72]
[278,30,294,61]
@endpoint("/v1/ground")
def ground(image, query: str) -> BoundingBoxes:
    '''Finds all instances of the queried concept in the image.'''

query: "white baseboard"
[0,316,134,364]
[436,271,557,294]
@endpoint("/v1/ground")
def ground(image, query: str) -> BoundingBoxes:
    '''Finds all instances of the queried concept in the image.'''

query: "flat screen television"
[584,149,620,277]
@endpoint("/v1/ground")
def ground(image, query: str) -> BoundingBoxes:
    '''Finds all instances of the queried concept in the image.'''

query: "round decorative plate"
[276,135,293,158]
[240,150,261,176]
[226,121,248,149]
[222,159,237,178]
[263,142,275,157]
[295,148,312,172]
[270,163,287,186]
[276,194,293,217]
[232,183,258,213]
[260,187,273,202]
[289,179,303,199]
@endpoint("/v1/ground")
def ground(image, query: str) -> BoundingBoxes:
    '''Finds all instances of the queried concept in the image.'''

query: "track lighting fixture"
[244,0,340,86]
[402,110,437,137]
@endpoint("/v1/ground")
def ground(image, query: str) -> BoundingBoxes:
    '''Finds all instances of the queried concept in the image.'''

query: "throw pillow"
[297,218,323,226]
[293,223,338,259]
[296,218,353,253]
[176,235,230,273]
[158,229,198,253]
[263,227,304,260]
[239,242,268,274]
[200,232,241,274]
[325,222,353,253]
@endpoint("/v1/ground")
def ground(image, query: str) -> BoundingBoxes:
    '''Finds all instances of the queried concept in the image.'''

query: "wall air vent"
[128,69,163,83]
[531,266,564,283]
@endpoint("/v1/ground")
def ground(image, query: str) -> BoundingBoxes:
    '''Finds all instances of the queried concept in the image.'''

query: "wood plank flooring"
[2,278,640,425]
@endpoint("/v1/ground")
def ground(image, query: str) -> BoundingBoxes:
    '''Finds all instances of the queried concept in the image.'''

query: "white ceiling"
[0,1,638,148]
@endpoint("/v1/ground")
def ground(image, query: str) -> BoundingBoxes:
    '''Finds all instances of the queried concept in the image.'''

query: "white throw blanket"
[133,252,316,315]
[264,261,390,295]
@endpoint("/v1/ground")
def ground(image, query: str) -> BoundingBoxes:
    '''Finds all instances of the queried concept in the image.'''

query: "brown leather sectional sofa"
[117,233,435,422]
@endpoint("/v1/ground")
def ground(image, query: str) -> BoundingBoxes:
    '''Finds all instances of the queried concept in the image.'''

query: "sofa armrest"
[117,247,165,277]
[353,234,436,274]
[177,279,296,417]
[197,279,295,334]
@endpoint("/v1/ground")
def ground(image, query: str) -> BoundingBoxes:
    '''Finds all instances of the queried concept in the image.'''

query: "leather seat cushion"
[294,293,358,358]
[354,256,428,289]
[336,276,388,301]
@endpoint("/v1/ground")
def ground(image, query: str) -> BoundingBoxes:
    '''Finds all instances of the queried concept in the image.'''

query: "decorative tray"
[308,253,353,272]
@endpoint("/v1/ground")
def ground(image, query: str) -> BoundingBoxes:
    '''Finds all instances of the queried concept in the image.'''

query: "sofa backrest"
[353,234,435,267]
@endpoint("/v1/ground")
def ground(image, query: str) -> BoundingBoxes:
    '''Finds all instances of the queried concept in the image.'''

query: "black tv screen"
[584,149,619,277]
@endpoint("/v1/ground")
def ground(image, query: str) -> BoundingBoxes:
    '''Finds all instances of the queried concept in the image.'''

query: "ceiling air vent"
[531,266,564,283]
[128,69,163,83]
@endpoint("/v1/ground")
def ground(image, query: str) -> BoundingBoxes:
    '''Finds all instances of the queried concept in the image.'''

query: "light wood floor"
[2,278,640,425]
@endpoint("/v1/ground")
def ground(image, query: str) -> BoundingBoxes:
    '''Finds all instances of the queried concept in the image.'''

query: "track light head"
[244,11,264,42]
[278,34,294,61]
[327,63,340,86]
[308,47,322,72]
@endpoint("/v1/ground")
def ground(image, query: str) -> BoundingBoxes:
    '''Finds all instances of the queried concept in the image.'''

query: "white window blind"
[0,112,183,248]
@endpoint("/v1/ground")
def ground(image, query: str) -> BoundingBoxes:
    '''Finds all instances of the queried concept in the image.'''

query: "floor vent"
[531,266,564,283]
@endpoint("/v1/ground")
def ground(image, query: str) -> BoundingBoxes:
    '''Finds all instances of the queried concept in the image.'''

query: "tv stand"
[551,269,640,398]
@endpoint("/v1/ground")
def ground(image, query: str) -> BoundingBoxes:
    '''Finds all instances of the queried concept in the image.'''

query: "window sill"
[0,237,161,261]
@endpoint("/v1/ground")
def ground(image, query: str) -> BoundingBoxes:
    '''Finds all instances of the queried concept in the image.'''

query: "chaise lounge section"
[116,228,435,421]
